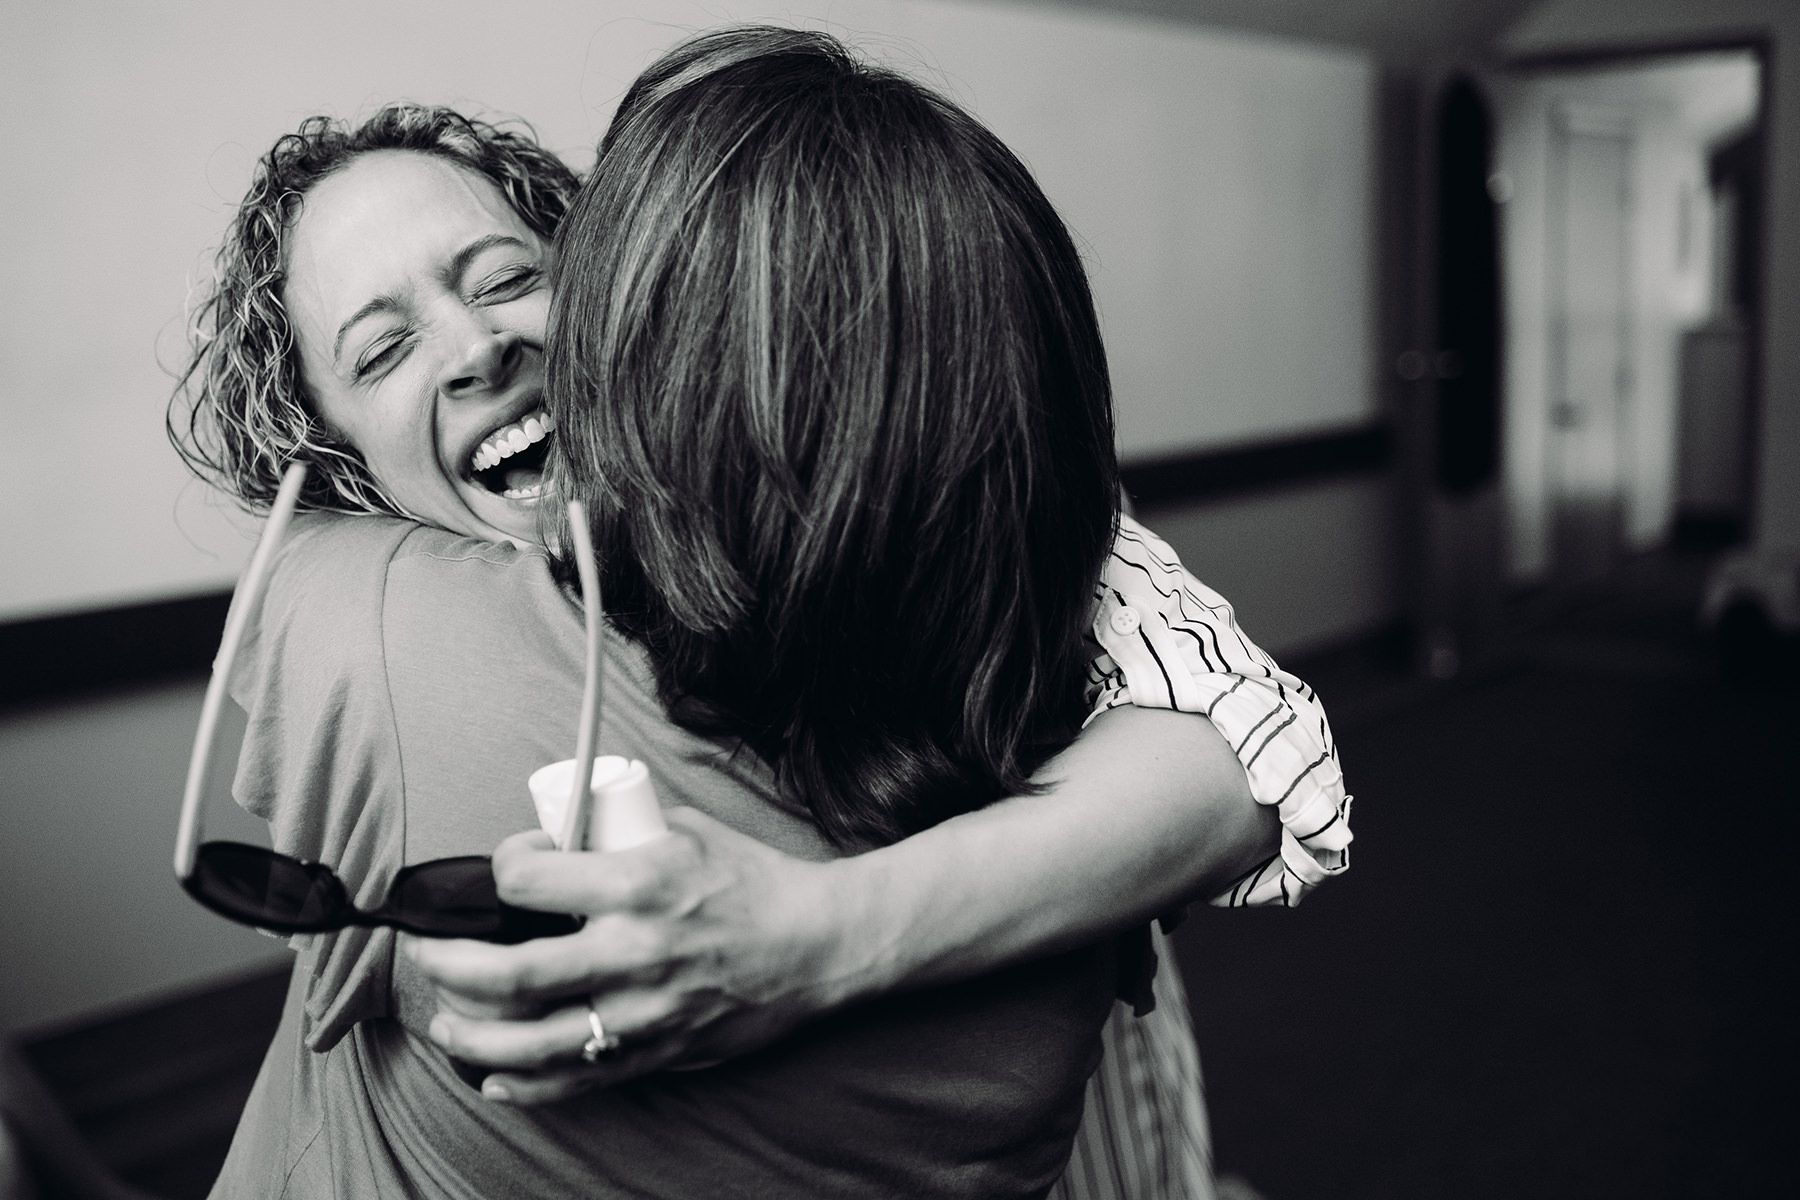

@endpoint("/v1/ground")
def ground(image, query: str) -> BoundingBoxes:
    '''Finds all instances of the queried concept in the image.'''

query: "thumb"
[493,827,557,862]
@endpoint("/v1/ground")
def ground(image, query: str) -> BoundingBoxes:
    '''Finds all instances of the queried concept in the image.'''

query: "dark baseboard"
[17,965,290,1192]
[0,592,230,712]
[1121,423,1395,510]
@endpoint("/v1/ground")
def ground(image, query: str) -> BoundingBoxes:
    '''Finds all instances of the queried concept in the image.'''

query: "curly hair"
[168,103,581,514]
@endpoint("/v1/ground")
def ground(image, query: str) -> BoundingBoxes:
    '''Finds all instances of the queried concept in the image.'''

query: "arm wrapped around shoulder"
[1086,514,1353,907]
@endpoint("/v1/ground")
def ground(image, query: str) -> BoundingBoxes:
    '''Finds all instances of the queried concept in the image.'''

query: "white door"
[1548,110,1632,582]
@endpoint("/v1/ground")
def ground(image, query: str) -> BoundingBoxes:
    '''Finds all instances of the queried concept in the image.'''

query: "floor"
[20,547,1798,1198]
[1176,549,1798,1198]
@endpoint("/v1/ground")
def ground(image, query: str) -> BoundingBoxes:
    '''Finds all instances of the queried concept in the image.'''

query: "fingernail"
[429,1015,450,1044]
[482,1079,509,1101]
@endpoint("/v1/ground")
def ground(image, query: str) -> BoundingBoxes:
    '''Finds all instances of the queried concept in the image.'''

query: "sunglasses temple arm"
[561,500,604,853]
[174,463,310,879]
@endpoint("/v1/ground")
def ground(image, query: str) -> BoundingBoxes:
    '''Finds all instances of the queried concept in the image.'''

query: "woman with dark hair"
[180,30,1349,1199]
[547,27,1120,847]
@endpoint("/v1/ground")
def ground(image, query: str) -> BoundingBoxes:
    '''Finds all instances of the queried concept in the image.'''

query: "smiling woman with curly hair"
[170,104,578,524]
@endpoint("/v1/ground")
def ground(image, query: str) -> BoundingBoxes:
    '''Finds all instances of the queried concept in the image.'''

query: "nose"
[437,324,524,399]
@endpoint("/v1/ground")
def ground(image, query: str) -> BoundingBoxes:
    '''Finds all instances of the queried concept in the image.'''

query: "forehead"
[284,151,540,317]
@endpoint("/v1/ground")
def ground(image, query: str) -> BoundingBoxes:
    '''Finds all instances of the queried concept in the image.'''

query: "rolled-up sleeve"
[1085,515,1352,907]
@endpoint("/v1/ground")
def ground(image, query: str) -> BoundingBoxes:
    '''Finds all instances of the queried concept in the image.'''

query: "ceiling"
[1025,0,1546,62]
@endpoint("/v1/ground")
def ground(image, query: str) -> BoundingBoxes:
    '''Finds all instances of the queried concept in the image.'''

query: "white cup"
[528,755,668,851]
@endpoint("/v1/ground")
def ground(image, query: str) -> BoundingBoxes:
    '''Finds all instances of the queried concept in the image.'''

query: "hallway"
[1179,550,1797,1197]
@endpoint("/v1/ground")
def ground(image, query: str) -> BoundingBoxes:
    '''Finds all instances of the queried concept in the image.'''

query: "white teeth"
[470,409,552,475]
[502,480,547,500]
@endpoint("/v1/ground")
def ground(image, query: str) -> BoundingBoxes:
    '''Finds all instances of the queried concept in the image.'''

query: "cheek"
[499,292,551,343]
[338,380,443,483]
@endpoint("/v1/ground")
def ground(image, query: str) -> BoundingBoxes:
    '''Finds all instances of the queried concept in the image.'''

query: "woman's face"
[284,151,554,544]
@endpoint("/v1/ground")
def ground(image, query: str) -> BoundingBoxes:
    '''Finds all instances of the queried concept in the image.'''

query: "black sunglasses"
[174,463,607,944]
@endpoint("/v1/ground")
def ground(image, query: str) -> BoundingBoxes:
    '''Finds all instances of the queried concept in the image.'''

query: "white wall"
[1145,475,1399,658]
[0,0,1374,622]
[1502,0,1800,558]
[1492,54,1758,581]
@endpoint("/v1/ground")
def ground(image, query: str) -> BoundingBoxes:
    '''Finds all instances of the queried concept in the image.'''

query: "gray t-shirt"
[212,513,1115,1200]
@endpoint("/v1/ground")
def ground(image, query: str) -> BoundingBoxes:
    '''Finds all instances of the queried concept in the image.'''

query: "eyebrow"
[329,234,535,368]
[441,233,533,291]
[332,295,405,367]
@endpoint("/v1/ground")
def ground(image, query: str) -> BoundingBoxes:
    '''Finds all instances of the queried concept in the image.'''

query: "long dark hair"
[548,27,1119,847]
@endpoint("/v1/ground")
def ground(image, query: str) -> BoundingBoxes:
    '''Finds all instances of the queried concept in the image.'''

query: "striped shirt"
[1060,514,1354,1199]
[1087,515,1352,907]
[1055,925,1215,1200]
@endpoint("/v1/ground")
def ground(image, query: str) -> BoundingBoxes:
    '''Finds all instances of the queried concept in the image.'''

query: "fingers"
[407,934,587,1003]
[430,1001,593,1071]
[491,824,699,913]
[477,1066,600,1105]
[428,992,680,1083]
[493,829,557,856]
[477,1049,667,1104]
[407,914,662,1003]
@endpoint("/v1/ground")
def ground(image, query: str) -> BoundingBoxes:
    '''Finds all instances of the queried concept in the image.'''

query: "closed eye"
[354,328,415,381]
[471,264,543,304]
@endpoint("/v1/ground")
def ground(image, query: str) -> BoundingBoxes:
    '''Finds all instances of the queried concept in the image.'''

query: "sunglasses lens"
[386,857,581,944]
[385,857,501,936]
[188,842,345,932]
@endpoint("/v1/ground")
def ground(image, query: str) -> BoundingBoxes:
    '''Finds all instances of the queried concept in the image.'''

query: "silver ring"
[581,1004,622,1063]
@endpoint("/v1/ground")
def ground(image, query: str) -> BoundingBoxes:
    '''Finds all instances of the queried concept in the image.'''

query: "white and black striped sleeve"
[1084,514,1352,908]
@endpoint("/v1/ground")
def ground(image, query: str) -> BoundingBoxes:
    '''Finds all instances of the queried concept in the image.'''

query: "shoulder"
[233,512,416,681]
[380,523,571,633]
[225,512,509,719]
[385,522,555,583]
[374,525,587,751]
[268,514,566,632]
[271,511,416,606]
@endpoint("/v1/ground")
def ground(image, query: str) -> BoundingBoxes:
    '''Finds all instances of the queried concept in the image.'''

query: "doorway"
[1489,49,1763,590]
[1547,105,1632,583]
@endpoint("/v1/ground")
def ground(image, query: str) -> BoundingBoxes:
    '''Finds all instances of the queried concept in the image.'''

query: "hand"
[404,809,871,1104]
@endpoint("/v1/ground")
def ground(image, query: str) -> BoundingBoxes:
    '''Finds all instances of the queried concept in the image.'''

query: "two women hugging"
[169,25,1351,1200]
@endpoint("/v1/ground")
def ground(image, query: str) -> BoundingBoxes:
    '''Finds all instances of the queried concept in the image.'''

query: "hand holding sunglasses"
[173,463,609,945]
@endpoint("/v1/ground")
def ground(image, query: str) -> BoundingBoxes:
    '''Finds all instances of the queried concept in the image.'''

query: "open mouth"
[470,410,555,500]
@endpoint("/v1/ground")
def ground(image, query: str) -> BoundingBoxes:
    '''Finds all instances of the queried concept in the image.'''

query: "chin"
[470,491,546,545]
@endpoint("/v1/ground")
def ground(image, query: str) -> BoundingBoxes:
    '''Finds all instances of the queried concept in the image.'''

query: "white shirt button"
[1110,606,1141,636]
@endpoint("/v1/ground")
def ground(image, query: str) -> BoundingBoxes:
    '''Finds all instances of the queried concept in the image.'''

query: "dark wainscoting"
[1,422,1396,709]
[1,592,231,710]
[1120,423,1394,509]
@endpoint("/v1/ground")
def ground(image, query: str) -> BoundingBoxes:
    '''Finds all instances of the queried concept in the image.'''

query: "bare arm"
[407,703,1274,1101]
[839,704,1271,992]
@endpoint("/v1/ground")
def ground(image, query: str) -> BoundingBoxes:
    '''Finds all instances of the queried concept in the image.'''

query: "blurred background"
[2,0,1795,1195]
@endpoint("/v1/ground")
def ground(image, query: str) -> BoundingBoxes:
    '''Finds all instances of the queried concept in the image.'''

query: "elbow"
[1188,774,1281,901]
